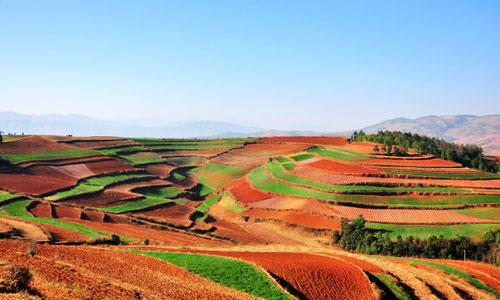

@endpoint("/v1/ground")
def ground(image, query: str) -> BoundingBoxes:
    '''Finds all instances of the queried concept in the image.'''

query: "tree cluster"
[352,130,499,173]
[333,215,500,266]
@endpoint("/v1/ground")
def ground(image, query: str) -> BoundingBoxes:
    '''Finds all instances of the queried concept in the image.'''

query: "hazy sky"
[1,1,499,131]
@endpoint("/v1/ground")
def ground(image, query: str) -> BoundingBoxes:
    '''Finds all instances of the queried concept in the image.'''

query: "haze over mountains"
[1,111,499,155]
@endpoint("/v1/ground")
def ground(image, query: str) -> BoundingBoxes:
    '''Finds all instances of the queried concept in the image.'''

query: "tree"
[0,132,2,143]
[373,145,379,152]
[332,230,341,243]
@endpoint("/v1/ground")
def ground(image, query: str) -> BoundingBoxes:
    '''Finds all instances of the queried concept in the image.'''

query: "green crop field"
[248,167,338,201]
[452,207,500,220]
[96,196,171,213]
[98,146,145,155]
[85,173,151,186]
[306,147,369,161]
[274,156,296,171]
[332,148,375,157]
[0,148,102,164]
[118,152,164,165]
[196,194,221,213]
[289,153,316,162]
[0,192,18,202]
[46,184,102,201]
[128,251,294,300]
[366,223,500,239]
[188,181,214,197]
[196,163,253,188]
[265,161,470,194]
[2,136,20,141]
[137,186,182,198]
[385,170,500,179]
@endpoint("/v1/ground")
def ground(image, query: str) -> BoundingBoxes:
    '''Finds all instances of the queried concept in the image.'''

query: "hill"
[362,115,500,155]
[0,135,499,299]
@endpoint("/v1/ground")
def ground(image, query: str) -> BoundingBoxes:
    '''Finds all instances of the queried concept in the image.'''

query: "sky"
[1,0,499,131]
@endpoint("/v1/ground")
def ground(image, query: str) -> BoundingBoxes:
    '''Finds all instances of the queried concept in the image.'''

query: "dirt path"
[0,216,49,242]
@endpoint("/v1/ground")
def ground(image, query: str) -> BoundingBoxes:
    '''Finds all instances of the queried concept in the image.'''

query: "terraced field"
[0,135,499,299]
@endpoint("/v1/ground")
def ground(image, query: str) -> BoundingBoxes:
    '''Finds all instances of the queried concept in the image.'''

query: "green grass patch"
[249,167,338,201]
[1,148,102,164]
[196,194,221,213]
[373,273,410,300]
[118,152,164,165]
[0,192,18,202]
[46,184,102,201]
[138,186,182,198]
[196,163,253,188]
[366,223,500,239]
[274,156,296,171]
[385,170,500,179]
[332,147,375,157]
[306,147,368,161]
[452,207,500,220]
[2,136,20,141]
[289,153,316,162]
[96,196,171,213]
[98,146,145,155]
[127,250,294,300]
[218,192,246,213]
[85,173,151,186]
[406,259,500,298]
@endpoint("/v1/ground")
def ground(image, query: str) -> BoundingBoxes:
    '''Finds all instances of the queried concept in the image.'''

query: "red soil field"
[306,159,382,174]
[0,136,73,154]
[259,136,348,146]
[68,139,140,149]
[210,219,267,244]
[360,157,462,168]
[52,206,81,219]
[230,179,272,204]
[85,159,135,174]
[0,170,76,196]
[238,143,309,155]
[49,164,94,179]
[327,205,500,224]
[239,222,303,245]
[0,241,254,300]
[144,163,176,178]
[132,203,195,227]
[212,153,270,166]
[248,197,334,215]
[243,209,341,230]
[39,223,90,243]
[178,250,374,300]
[28,202,52,218]
[61,190,138,208]
[319,253,385,273]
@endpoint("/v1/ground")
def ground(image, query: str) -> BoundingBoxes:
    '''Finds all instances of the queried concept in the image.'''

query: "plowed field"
[243,209,340,230]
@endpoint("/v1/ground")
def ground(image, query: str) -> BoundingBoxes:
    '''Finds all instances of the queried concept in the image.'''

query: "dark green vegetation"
[128,251,294,300]
[1,148,102,164]
[365,223,500,239]
[334,216,500,266]
[352,130,500,172]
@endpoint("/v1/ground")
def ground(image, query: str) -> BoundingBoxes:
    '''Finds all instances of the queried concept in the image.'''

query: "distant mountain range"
[1,112,499,155]
[361,115,500,156]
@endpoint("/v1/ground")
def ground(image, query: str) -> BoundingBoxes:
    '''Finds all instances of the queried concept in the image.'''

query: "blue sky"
[1,0,499,131]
